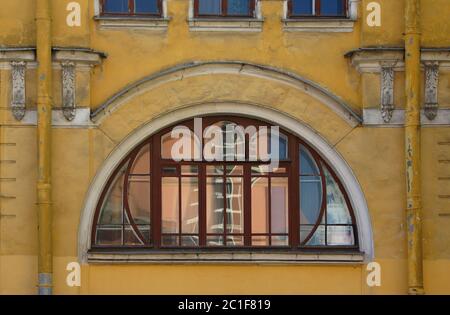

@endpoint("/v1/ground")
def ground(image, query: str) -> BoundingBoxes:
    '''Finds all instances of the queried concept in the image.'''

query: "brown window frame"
[91,116,359,252]
[194,0,256,18]
[100,0,163,17]
[288,0,348,19]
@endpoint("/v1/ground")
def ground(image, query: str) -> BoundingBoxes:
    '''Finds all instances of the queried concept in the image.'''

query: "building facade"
[0,0,449,294]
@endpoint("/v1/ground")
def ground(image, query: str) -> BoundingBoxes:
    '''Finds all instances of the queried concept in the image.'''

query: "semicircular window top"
[92,116,358,251]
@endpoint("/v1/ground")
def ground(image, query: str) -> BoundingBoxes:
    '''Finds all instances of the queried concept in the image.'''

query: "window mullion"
[315,0,320,16]
[222,0,227,17]
[129,0,134,14]
[244,164,252,246]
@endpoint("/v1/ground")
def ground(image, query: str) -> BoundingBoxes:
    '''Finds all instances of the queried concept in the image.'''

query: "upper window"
[194,0,256,18]
[101,0,162,16]
[288,0,347,18]
[91,117,358,250]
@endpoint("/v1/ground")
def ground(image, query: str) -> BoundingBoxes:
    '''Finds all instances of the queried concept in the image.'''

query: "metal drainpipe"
[404,0,424,295]
[36,0,53,295]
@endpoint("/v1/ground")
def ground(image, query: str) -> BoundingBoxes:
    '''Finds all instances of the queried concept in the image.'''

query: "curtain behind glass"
[198,0,222,15]
[227,0,250,16]
[104,0,129,13]
[135,0,159,14]
[320,0,344,16]
[292,0,313,16]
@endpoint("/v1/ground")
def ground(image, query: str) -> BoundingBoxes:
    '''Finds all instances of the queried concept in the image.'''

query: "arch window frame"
[91,116,359,252]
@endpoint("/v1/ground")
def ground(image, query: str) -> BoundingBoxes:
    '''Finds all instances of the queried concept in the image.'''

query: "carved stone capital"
[61,61,76,121]
[380,63,396,123]
[424,61,439,121]
[10,61,26,121]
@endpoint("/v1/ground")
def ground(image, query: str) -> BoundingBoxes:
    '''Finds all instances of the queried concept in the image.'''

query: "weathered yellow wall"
[1,0,450,295]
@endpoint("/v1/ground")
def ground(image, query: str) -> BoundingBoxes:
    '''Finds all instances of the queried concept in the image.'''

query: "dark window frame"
[91,116,359,252]
[100,0,163,17]
[288,0,348,19]
[194,0,256,18]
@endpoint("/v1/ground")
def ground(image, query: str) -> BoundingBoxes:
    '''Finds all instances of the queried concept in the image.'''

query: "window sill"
[94,16,170,31]
[282,18,355,33]
[188,18,264,32]
[87,250,365,265]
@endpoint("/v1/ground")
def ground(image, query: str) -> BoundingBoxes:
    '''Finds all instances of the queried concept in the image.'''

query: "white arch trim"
[79,102,373,263]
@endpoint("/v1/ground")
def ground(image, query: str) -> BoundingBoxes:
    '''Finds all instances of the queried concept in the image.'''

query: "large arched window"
[91,116,358,250]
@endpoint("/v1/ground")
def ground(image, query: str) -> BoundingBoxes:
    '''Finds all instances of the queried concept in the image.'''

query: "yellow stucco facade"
[0,0,449,295]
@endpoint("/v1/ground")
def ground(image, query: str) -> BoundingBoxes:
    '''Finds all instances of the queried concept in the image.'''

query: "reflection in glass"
[98,163,127,224]
[95,226,122,245]
[130,144,150,174]
[324,166,352,224]
[128,176,150,224]
[162,177,179,233]
[327,226,355,245]
[300,176,322,225]
[271,177,289,234]
[181,177,199,234]
[300,145,319,175]
[207,177,224,234]
[301,225,326,245]
[251,177,269,234]
[225,177,244,234]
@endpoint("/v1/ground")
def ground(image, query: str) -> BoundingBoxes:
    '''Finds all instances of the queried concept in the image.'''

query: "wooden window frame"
[194,0,256,18]
[287,0,348,19]
[91,116,359,252]
[100,0,163,17]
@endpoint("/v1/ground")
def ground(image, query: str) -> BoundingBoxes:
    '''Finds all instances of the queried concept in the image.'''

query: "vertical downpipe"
[404,0,424,295]
[36,0,53,295]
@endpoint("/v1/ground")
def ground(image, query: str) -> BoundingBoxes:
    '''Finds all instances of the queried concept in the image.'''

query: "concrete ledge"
[94,16,170,30]
[87,250,365,265]
[188,18,264,32]
[282,19,355,33]
[363,108,450,126]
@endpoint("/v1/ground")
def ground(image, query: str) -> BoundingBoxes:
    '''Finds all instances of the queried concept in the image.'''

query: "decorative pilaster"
[10,61,26,121]
[61,61,76,121]
[424,61,439,120]
[380,62,395,123]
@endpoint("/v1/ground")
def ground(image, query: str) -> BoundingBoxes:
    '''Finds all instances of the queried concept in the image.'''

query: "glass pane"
[252,235,269,246]
[198,0,222,15]
[271,177,289,234]
[181,177,199,234]
[251,177,269,233]
[128,176,150,224]
[226,165,243,175]
[98,164,126,224]
[95,226,122,245]
[207,177,224,233]
[320,0,345,16]
[225,177,244,233]
[123,225,144,245]
[205,121,244,162]
[130,144,150,174]
[251,165,286,175]
[104,0,129,13]
[324,166,352,224]
[327,226,355,245]
[300,225,325,245]
[162,177,179,233]
[207,165,224,175]
[300,176,322,225]
[300,145,319,175]
[207,235,224,246]
[134,0,159,14]
[226,235,244,246]
[292,0,313,15]
[181,165,198,175]
[227,0,250,16]
[181,235,199,246]
[161,129,199,161]
[162,235,179,246]
[272,235,289,246]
